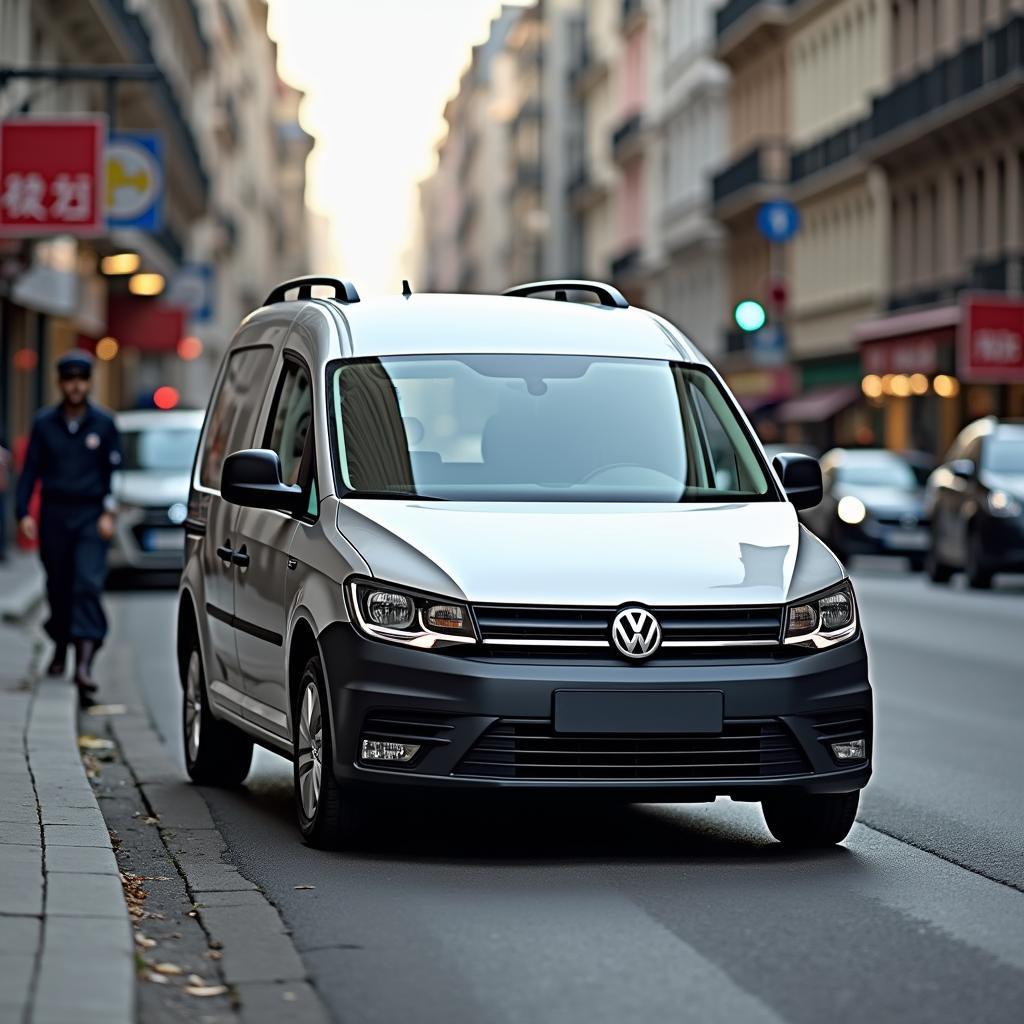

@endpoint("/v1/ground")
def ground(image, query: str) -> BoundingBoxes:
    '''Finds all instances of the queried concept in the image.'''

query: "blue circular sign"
[757,200,800,243]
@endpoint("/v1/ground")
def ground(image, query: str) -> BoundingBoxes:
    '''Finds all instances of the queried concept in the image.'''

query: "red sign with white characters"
[861,331,947,376]
[959,294,1024,382]
[0,117,106,236]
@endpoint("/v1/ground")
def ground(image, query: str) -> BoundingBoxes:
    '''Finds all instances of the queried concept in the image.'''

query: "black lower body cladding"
[318,623,872,799]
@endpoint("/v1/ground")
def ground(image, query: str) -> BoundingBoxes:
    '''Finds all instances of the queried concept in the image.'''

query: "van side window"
[265,358,315,503]
[200,346,273,489]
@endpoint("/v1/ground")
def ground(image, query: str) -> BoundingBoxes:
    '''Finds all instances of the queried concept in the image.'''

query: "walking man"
[16,351,122,706]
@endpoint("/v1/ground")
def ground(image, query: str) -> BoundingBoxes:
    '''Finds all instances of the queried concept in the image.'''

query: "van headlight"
[347,579,477,648]
[988,490,1022,517]
[784,580,858,649]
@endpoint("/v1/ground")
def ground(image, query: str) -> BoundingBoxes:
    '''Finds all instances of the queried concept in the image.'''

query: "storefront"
[854,295,1024,457]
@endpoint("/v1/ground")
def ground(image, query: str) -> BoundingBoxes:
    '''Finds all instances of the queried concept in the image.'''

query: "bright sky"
[267,0,527,297]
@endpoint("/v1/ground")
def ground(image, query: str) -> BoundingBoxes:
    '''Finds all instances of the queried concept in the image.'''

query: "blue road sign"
[757,200,800,244]
[166,263,216,323]
[106,134,163,231]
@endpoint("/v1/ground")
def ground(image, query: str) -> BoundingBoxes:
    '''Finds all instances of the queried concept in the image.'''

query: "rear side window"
[199,346,273,489]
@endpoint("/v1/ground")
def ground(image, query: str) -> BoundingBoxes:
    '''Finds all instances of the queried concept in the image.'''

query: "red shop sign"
[0,117,106,236]
[959,294,1024,382]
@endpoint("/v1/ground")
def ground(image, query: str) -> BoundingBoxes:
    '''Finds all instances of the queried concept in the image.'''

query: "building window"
[976,164,985,255]
[997,157,1007,251]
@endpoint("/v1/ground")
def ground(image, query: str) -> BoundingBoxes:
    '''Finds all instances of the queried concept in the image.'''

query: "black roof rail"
[264,275,360,306]
[502,279,629,309]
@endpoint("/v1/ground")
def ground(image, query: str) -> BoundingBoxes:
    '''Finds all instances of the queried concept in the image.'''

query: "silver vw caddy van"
[178,277,871,849]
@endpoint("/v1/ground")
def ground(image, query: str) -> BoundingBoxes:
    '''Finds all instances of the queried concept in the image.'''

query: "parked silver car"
[111,409,203,573]
[178,277,871,850]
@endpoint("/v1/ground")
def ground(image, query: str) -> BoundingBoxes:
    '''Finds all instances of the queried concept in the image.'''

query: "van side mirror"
[221,449,303,514]
[772,453,823,511]
[949,458,975,481]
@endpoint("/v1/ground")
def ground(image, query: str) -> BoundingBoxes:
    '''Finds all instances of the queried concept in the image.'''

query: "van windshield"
[330,355,773,502]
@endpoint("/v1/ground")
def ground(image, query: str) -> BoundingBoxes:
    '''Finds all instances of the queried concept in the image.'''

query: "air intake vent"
[360,710,456,750]
[810,709,869,744]
[453,718,808,781]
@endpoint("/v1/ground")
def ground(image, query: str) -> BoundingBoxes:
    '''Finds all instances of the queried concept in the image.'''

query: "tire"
[761,790,860,848]
[293,654,365,849]
[926,546,953,584]
[908,554,926,573]
[182,641,253,786]
[965,533,993,590]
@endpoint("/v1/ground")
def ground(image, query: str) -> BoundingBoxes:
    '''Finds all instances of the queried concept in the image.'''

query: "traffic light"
[734,300,767,333]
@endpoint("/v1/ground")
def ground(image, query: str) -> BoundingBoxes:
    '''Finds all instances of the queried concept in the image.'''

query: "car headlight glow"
[837,495,867,525]
[784,580,858,649]
[347,579,477,648]
[988,490,1022,517]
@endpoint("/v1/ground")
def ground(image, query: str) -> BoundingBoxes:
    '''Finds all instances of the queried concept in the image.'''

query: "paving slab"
[44,843,120,876]
[43,821,114,848]
[139,781,217,830]
[47,871,129,919]
[33,914,133,1024]
[0,847,43,915]
[201,903,308,985]
[0,820,41,846]
[236,980,331,1024]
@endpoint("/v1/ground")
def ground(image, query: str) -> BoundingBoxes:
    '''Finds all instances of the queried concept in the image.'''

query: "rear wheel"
[293,655,365,848]
[761,791,859,848]
[965,533,993,590]
[182,642,253,786]
[926,546,953,583]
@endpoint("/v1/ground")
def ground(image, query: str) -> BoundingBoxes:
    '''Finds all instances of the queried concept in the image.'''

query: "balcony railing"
[716,0,796,42]
[871,16,1024,144]
[790,117,871,183]
[712,141,789,207]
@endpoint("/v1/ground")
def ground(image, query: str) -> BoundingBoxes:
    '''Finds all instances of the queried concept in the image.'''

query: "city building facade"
[0,0,314,461]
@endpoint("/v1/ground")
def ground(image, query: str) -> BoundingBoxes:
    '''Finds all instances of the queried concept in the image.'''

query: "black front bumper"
[318,624,872,800]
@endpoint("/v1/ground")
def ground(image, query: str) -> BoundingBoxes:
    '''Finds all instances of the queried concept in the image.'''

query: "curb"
[27,678,135,1024]
[106,697,330,1024]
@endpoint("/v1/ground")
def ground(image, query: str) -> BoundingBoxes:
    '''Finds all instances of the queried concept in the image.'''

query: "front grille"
[473,604,783,647]
[453,718,809,780]
[360,710,456,752]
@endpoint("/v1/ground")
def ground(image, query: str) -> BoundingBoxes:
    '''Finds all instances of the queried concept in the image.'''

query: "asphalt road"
[103,565,1024,1024]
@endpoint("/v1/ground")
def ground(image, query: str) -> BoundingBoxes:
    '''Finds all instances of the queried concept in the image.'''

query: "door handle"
[216,543,234,564]
[287,557,298,571]
[232,544,250,569]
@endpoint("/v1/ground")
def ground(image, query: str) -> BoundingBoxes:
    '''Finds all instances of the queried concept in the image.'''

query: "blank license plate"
[143,529,184,551]
[553,690,724,734]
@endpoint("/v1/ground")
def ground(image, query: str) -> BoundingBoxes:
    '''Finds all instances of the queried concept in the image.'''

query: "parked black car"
[803,448,929,569]
[925,418,1024,588]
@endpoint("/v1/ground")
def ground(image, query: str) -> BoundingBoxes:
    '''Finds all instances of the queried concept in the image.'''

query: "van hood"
[337,500,841,606]
[113,470,191,508]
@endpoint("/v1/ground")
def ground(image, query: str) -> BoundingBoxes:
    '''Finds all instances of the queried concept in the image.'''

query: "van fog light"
[831,739,866,761]
[360,740,420,763]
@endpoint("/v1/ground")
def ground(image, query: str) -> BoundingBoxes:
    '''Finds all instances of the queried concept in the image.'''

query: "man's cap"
[56,350,94,379]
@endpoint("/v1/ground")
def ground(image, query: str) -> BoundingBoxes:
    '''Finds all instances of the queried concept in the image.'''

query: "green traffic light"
[734,300,767,333]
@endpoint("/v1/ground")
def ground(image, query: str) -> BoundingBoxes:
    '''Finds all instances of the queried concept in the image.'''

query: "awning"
[776,385,859,424]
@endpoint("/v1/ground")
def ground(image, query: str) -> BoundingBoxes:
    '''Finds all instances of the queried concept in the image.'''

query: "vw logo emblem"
[901,513,917,528]
[611,606,662,660]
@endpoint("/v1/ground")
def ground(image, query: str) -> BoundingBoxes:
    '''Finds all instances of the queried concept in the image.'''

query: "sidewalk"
[0,549,45,623]
[0,559,134,1024]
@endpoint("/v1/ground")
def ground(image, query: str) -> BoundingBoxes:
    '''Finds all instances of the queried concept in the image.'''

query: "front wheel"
[761,791,859,848]
[926,546,953,583]
[293,655,366,848]
[182,643,253,786]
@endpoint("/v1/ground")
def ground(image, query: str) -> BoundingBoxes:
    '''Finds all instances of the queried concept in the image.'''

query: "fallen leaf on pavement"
[134,933,157,949]
[146,973,169,985]
[151,962,183,976]
[78,735,115,752]
[142,816,160,825]
[294,885,315,890]
[205,950,223,961]
[185,985,228,998]
[86,703,127,716]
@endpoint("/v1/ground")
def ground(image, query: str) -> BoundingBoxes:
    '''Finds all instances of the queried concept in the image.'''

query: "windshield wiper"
[342,489,446,501]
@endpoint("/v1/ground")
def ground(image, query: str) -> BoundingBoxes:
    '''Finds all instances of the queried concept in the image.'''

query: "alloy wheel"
[297,680,323,820]
[184,650,203,764]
